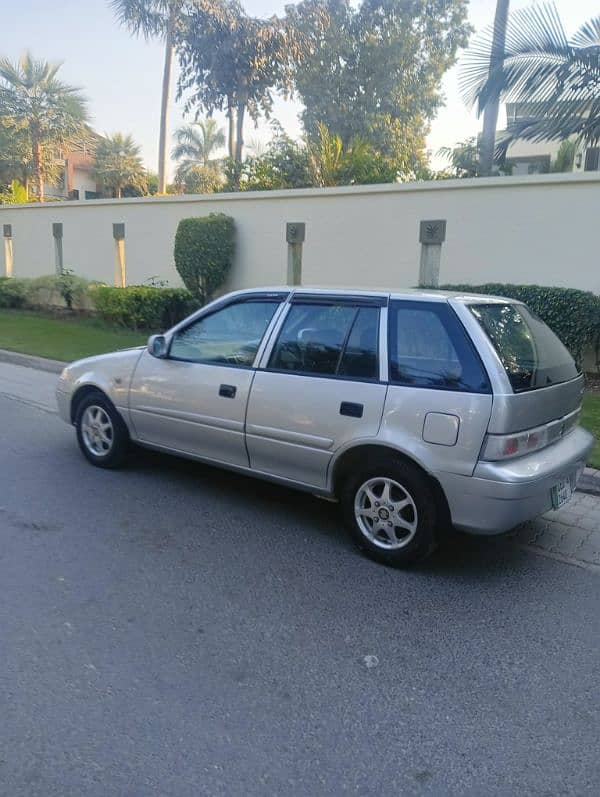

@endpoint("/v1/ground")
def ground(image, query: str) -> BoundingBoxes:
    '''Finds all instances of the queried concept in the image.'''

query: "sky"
[3,0,599,177]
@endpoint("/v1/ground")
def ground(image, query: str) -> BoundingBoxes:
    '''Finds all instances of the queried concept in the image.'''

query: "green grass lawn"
[581,393,600,469]
[0,310,145,362]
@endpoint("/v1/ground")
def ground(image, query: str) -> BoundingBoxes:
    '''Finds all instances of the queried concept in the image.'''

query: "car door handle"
[219,384,237,399]
[340,401,363,418]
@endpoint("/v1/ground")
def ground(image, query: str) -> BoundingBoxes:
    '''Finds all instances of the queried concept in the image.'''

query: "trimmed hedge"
[174,213,235,301]
[0,277,27,308]
[24,273,91,310]
[439,283,600,367]
[89,285,197,331]
[0,274,91,310]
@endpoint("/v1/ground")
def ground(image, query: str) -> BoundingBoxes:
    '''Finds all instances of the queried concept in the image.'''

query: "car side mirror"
[148,334,168,359]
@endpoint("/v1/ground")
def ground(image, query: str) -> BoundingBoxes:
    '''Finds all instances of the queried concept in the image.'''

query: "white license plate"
[551,478,573,510]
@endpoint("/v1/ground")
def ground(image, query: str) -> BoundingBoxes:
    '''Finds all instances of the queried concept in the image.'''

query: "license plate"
[551,478,573,510]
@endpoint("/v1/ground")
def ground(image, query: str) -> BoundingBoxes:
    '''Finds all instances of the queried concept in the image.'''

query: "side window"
[388,301,490,393]
[268,303,380,379]
[338,307,379,379]
[169,300,280,366]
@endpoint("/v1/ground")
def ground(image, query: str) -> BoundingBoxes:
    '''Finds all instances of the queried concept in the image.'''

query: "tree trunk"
[234,103,245,163]
[158,11,176,194]
[479,0,510,177]
[31,132,44,202]
[227,104,236,160]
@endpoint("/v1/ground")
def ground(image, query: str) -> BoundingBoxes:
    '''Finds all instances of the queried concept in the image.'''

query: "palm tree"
[438,138,480,178]
[307,123,346,187]
[0,52,88,201]
[551,140,577,173]
[461,3,600,160]
[475,0,510,176]
[95,133,147,198]
[172,119,225,181]
[111,0,183,194]
[0,118,32,194]
[306,123,391,187]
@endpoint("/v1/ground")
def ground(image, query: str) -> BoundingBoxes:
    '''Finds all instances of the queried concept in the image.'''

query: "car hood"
[60,347,146,396]
[65,346,145,373]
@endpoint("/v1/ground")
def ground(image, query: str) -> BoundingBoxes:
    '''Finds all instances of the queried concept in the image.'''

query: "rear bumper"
[435,427,594,535]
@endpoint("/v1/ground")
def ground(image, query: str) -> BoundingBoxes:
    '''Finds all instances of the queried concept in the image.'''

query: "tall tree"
[461,3,600,158]
[476,0,510,177]
[176,0,312,164]
[111,0,185,193]
[172,118,225,179]
[287,0,471,178]
[95,132,147,198]
[0,117,33,195]
[0,52,88,201]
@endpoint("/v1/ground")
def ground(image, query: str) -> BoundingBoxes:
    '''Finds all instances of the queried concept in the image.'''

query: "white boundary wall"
[1,172,599,294]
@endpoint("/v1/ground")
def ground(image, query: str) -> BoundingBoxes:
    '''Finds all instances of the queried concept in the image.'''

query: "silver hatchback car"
[57,287,593,566]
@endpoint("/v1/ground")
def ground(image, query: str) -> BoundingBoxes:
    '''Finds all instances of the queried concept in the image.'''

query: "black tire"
[340,456,438,567]
[75,390,129,469]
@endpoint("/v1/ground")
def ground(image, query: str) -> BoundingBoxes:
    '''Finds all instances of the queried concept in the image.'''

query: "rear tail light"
[481,408,580,462]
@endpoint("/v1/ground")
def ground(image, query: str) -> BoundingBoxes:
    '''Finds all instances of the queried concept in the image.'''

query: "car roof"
[234,286,520,305]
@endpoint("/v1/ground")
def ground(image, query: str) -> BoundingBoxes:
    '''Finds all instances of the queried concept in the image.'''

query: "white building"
[504,103,599,175]
[46,139,102,201]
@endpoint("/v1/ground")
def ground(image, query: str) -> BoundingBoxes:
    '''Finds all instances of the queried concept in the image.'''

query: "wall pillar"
[418,220,446,287]
[113,223,126,287]
[53,223,64,274]
[3,224,13,278]
[286,222,305,286]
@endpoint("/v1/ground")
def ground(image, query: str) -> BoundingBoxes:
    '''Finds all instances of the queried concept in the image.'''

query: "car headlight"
[57,367,72,388]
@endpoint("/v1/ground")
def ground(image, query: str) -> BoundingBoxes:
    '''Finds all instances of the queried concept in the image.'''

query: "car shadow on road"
[126,445,529,581]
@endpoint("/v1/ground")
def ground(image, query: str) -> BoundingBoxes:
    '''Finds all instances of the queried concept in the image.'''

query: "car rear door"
[128,293,286,466]
[379,299,494,477]
[245,294,388,489]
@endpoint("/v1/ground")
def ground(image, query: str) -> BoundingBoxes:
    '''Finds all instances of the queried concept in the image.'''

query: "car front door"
[129,293,286,466]
[245,295,388,489]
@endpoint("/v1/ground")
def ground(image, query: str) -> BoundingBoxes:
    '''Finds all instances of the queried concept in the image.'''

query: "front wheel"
[75,391,129,469]
[340,458,438,567]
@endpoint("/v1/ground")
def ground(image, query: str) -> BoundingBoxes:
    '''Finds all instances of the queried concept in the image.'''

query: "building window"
[584,148,599,172]
[505,156,551,176]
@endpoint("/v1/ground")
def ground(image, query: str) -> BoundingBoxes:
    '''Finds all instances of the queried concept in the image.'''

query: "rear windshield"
[469,303,579,392]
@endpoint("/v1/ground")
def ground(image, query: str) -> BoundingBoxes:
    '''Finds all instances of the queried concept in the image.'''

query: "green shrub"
[174,213,235,301]
[90,285,197,331]
[22,273,91,310]
[439,283,600,368]
[0,277,27,308]
[56,268,77,310]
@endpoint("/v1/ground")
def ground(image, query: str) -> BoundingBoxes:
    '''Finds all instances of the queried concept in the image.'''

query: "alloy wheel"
[354,477,418,550]
[80,405,114,457]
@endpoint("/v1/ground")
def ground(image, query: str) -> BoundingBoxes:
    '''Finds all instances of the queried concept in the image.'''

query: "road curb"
[0,348,67,375]
[578,468,600,497]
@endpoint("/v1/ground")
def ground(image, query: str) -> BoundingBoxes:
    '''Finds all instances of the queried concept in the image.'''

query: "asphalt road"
[1,388,599,796]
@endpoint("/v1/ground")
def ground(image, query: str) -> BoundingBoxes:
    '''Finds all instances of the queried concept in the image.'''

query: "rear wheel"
[341,458,437,567]
[75,391,129,469]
